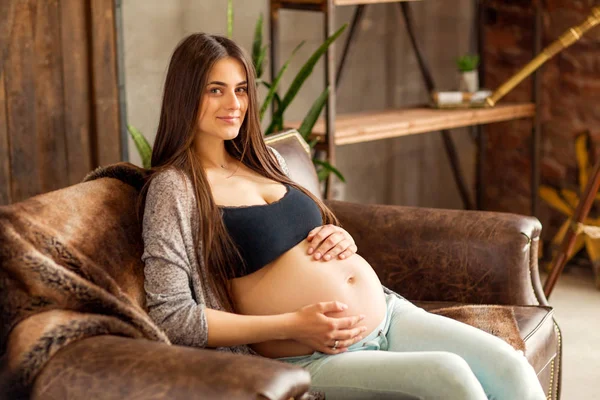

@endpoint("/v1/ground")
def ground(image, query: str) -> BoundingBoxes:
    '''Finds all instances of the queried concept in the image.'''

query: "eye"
[236,87,248,93]
[209,88,222,94]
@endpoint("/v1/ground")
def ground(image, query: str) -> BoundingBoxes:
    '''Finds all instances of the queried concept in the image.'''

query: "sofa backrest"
[265,130,322,201]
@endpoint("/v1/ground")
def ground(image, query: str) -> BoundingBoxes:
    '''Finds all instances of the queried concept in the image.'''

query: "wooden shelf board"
[278,0,420,7]
[335,0,421,5]
[285,103,535,146]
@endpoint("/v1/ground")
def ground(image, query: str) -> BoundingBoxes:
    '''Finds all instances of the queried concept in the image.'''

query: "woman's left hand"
[306,225,357,261]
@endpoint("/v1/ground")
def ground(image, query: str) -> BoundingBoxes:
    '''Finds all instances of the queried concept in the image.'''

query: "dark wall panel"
[6,0,40,201]
[0,0,121,205]
[35,0,68,193]
[90,0,122,167]
[0,71,10,205]
[60,0,93,185]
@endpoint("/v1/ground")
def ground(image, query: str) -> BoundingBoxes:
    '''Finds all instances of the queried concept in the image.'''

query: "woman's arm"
[143,169,211,347]
[204,309,289,347]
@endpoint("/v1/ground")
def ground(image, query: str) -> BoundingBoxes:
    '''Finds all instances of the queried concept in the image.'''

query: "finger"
[335,325,368,340]
[308,225,337,253]
[319,301,348,314]
[336,334,365,349]
[322,239,351,261]
[337,248,355,260]
[333,314,366,329]
[341,231,358,250]
[313,232,344,260]
[306,226,323,244]
[334,227,352,242]
[319,345,348,355]
[307,226,331,255]
[318,340,350,355]
[338,246,358,260]
[309,224,335,241]
[339,227,356,242]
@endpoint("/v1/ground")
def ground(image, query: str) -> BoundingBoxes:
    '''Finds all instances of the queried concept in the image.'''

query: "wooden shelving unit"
[270,0,542,213]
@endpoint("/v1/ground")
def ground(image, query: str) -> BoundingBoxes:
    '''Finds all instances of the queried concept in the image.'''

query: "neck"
[193,134,234,170]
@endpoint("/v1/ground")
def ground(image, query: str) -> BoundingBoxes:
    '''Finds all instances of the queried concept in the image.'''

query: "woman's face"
[196,57,249,141]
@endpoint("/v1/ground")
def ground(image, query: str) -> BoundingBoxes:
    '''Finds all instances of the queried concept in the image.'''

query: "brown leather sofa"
[266,130,562,399]
[0,130,561,399]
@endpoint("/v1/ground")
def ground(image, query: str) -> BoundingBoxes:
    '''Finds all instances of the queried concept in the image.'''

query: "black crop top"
[220,184,323,278]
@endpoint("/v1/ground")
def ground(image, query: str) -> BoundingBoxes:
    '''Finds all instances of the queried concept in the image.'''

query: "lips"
[217,117,240,125]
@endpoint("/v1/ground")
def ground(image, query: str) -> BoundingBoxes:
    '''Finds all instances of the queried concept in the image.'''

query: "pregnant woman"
[141,33,545,400]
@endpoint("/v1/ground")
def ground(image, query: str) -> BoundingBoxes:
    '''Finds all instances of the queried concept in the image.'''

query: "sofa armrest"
[326,200,548,306]
[31,336,311,400]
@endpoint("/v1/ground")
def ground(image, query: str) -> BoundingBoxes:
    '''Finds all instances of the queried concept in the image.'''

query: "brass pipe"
[486,6,600,108]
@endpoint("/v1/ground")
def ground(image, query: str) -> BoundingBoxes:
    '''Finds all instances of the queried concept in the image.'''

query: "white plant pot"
[460,70,479,93]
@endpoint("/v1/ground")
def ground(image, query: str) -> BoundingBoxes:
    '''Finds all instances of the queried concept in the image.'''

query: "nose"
[225,90,241,110]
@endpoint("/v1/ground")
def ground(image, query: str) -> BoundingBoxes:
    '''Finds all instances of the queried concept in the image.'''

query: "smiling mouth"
[217,117,240,124]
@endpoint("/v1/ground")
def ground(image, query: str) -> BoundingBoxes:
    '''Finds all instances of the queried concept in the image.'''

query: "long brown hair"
[138,33,338,312]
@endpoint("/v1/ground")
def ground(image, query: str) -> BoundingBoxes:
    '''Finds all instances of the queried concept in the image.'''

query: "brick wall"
[483,0,600,241]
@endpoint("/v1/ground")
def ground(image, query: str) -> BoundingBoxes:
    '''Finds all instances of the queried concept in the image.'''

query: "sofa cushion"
[427,304,526,352]
[416,301,558,397]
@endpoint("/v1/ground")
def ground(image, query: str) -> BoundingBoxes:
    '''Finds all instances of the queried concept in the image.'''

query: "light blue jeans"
[279,293,546,400]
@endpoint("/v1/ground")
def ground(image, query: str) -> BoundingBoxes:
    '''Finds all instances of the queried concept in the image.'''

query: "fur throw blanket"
[0,163,170,399]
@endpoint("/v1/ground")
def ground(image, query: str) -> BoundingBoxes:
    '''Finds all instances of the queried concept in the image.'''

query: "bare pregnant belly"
[230,239,386,358]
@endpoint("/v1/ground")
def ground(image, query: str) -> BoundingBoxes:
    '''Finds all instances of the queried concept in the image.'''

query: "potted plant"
[456,54,480,93]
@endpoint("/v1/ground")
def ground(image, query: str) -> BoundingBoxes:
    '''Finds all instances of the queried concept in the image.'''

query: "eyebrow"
[207,80,247,86]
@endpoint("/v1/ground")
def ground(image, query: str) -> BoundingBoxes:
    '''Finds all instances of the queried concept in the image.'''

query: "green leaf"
[317,167,329,182]
[255,44,268,79]
[252,14,263,70]
[227,0,233,38]
[298,86,329,140]
[127,124,153,169]
[308,138,319,148]
[261,82,283,133]
[273,92,282,111]
[266,23,347,135]
[313,159,346,183]
[260,41,305,121]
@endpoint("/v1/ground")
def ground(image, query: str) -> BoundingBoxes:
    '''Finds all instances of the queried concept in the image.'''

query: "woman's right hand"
[288,301,368,355]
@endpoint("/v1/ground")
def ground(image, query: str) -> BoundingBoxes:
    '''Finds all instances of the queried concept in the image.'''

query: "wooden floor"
[541,265,600,400]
